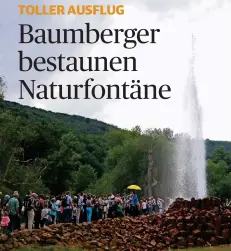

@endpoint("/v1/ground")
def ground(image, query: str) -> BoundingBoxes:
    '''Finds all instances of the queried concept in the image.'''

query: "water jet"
[174,34,207,199]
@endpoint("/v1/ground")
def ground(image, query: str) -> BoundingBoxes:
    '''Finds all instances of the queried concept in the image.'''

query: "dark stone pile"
[0,197,230,251]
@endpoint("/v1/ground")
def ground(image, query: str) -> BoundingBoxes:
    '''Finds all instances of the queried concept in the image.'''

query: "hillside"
[205,139,231,157]
[0,100,231,198]
[1,100,230,155]
[0,100,117,135]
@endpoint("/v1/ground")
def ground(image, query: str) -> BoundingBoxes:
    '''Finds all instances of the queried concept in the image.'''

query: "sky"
[0,0,230,141]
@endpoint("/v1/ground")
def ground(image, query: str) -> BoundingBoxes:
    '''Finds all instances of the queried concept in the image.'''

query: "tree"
[132,125,142,134]
[214,173,231,198]
[0,112,24,180]
[0,76,6,100]
[210,146,231,167]
[73,165,97,192]
[207,158,231,198]
[0,112,49,195]
[162,128,174,140]
[2,158,49,195]
[1,98,231,199]
[43,132,82,193]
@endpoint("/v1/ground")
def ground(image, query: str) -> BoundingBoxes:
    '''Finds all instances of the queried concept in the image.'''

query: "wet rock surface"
[1,198,230,251]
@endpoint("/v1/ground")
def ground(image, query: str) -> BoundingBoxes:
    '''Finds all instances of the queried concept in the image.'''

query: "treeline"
[0,101,109,195]
[206,139,231,158]
[207,146,231,198]
[0,100,231,199]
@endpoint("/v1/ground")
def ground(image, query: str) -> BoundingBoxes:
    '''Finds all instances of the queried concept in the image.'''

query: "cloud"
[1,0,231,140]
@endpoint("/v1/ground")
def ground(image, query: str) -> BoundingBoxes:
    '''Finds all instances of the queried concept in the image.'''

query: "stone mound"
[0,197,230,251]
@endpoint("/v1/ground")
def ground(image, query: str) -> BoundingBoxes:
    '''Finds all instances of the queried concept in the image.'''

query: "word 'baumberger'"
[19,79,171,100]
[18,5,124,15]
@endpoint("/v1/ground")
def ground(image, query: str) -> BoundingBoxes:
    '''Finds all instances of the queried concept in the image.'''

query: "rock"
[46,239,59,245]
[197,238,205,246]
[150,240,156,246]
[0,197,230,250]
[192,229,201,236]
[188,242,194,247]
[210,237,217,246]
[221,228,230,241]
[90,228,99,233]
[170,228,179,237]
[0,235,8,242]
[216,236,226,245]
[42,226,53,232]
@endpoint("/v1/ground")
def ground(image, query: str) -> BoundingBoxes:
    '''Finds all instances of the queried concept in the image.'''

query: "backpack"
[35,199,40,209]
[26,197,34,210]
[24,196,30,210]
[61,196,68,207]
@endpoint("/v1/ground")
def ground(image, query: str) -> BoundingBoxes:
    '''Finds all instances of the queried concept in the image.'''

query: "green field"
[184,247,231,251]
[13,247,84,251]
[13,245,231,251]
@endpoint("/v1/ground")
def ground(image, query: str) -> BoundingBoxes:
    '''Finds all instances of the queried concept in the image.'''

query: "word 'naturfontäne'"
[18,5,124,15]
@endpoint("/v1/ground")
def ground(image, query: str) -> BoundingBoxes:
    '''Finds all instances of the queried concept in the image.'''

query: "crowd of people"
[0,190,165,234]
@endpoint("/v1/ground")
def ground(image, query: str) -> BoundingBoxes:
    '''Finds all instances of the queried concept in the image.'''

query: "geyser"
[174,34,207,199]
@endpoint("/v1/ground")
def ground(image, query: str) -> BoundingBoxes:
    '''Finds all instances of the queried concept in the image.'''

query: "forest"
[0,80,231,198]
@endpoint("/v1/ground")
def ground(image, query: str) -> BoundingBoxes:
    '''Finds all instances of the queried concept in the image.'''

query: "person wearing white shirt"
[55,198,61,223]
[141,200,147,214]
[41,204,51,227]
[157,198,164,213]
[76,195,83,223]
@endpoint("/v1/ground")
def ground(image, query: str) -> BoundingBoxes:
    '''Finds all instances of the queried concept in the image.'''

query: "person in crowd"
[50,198,58,224]
[24,190,32,229]
[3,195,10,208]
[79,193,84,201]
[62,191,73,223]
[44,195,52,209]
[131,190,139,216]
[73,196,78,204]
[153,197,159,213]
[141,199,148,214]
[108,192,115,200]
[86,195,92,223]
[76,194,82,224]
[8,191,20,232]
[27,193,37,231]
[39,195,44,208]
[72,203,77,224]
[92,199,100,221]
[55,196,61,223]
[102,196,108,219]
[98,196,104,219]
[34,194,41,229]
[115,193,122,204]
[82,194,87,222]
[124,196,130,216]
[40,203,51,227]
[0,188,167,232]
[147,198,153,214]
[1,209,10,234]
[86,194,93,222]
[157,198,164,213]
[107,193,115,218]
[115,201,124,218]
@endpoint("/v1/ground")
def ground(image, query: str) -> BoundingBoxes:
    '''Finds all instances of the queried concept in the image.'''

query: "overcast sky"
[1,0,230,141]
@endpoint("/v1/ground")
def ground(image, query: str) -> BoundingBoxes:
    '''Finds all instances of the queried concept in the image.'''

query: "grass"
[13,246,231,251]
[13,247,85,251]
[185,247,231,251]
[187,246,231,251]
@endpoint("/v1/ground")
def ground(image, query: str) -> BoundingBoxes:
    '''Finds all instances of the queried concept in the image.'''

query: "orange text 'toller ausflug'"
[18,5,125,15]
